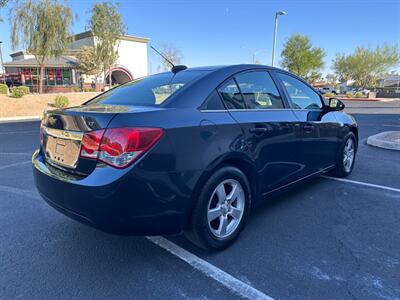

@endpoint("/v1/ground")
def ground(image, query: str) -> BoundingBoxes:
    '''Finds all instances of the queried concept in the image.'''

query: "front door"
[218,70,305,194]
[275,72,341,173]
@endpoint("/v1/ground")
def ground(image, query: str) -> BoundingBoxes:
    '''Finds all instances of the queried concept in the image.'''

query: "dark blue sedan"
[33,65,358,249]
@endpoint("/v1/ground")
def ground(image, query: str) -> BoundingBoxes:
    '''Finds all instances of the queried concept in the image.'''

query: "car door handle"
[249,127,269,134]
[303,124,315,132]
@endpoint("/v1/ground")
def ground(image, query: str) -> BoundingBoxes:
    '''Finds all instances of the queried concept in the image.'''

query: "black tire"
[330,132,357,178]
[185,166,251,250]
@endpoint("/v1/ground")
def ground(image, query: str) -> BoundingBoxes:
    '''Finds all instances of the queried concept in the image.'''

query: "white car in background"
[319,87,338,95]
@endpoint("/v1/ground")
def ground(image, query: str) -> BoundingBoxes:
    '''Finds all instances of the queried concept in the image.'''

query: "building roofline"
[74,30,150,43]
[10,51,26,57]
[3,56,77,68]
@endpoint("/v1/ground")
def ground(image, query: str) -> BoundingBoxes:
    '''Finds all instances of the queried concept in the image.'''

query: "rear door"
[218,70,305,194]
[275,72,341,173]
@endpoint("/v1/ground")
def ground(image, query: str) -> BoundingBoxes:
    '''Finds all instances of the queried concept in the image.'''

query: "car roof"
[162,64,288,108]
[157,64,283,75]
[182,64,282,73]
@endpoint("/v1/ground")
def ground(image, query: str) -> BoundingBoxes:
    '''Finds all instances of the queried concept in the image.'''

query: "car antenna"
[150,45,187,73]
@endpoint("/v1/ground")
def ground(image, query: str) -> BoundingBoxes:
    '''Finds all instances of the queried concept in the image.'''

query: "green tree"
[87,2,125,89]
[76,46,102,82]
[10,0,73,93]
[332,44,400,88]
[281,33,325,83]
[0,0,9,22]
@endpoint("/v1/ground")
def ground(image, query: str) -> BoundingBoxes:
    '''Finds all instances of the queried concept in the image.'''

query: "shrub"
[0,84,8,94]
[10,87,25,98]
[54,95,70,108]
[73,86,81,92]
[18,86,30,95]
[355,91,364,98]
[346,92,353,98]
[324,92,334,98]
[9,86,30,98]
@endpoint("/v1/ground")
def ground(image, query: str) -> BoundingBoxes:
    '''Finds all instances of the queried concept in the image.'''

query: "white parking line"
[0,152,32,156]
[0,160,31,171]
[0,130,37,135]
[383,124,400,127]
[0,184,41,200]
[322,176,400,193]
[147,236,274,300]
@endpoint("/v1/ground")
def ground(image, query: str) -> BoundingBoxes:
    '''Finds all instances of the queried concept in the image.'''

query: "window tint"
[218,79,246,109]
[201,90,225,110]
[87,71,206,106]
[277,73,323,109]
[235,71,284,109]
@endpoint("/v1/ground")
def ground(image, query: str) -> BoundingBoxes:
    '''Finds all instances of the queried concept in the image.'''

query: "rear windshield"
[87,70,207,106]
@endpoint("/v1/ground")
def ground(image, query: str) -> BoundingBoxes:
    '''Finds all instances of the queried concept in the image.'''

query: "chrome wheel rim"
[343,138,355,172]
[207,179,245,239]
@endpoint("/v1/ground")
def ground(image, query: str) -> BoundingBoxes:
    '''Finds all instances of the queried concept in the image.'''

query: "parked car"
[357,88,370,96]
[33,65,358,250]
[318,86,338,95]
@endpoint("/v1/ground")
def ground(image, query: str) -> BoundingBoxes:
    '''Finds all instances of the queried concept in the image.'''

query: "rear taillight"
[80,130,105,159]
[80,127,163,169]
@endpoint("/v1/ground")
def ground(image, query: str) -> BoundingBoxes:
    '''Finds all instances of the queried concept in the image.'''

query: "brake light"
[80,130,105,159]
[80,128,163,168]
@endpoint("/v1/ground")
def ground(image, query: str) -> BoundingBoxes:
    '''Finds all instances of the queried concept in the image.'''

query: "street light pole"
[271,11,286,67]
[0,41,6,84]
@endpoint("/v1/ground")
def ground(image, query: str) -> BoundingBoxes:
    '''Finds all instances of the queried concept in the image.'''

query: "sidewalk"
[0,116,42,123]
[337,97,399,102]
[367,131,400,151]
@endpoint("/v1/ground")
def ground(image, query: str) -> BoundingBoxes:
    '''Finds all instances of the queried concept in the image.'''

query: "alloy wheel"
[343,138,355,172]
[207,179,245,239]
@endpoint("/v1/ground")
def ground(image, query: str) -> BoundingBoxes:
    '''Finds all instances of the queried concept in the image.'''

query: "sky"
[0,0,399,76]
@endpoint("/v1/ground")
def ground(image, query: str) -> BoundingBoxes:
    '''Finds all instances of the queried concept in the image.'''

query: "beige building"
[2,31,149,92]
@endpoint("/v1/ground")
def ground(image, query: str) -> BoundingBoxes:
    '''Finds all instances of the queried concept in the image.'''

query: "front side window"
[277,73,323,109]
[218,79,246,109]
[87,70,206,106]
[235,71,284,109]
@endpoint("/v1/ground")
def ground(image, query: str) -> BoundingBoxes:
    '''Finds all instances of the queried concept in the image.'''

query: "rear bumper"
[32,149,189,235]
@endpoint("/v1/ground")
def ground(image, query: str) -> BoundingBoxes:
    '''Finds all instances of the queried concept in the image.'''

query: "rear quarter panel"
[108,108,244,223]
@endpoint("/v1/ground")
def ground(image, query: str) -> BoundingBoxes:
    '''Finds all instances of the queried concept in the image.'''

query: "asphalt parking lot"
[1,101,399,299]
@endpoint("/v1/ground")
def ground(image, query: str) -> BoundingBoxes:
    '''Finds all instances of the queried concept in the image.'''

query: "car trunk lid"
[41,104,124,174]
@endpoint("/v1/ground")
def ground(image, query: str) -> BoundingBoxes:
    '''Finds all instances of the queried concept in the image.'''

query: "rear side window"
[87,71,206,106]
[201,90,225,110]
[235,71,284,109]
[277,73,323,109]
[218,79,246,109]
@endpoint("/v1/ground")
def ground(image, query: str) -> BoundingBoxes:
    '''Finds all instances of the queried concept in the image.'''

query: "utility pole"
[241,47,267,64]
[271,11,287,67]
[0,41,6,84]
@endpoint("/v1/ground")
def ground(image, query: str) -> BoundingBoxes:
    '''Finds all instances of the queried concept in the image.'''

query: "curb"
[0,116,41,124]
[336,98,398,102]
[367,131,400,151]
[339,98,380,101]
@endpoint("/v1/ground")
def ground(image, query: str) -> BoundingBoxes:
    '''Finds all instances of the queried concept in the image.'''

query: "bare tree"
[158,43,183,71]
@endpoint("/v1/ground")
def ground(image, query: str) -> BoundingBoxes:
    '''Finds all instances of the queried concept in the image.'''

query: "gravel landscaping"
[0,92,100,118]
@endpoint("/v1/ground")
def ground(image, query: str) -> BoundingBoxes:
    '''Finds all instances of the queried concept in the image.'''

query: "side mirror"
[327,98,345,111]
